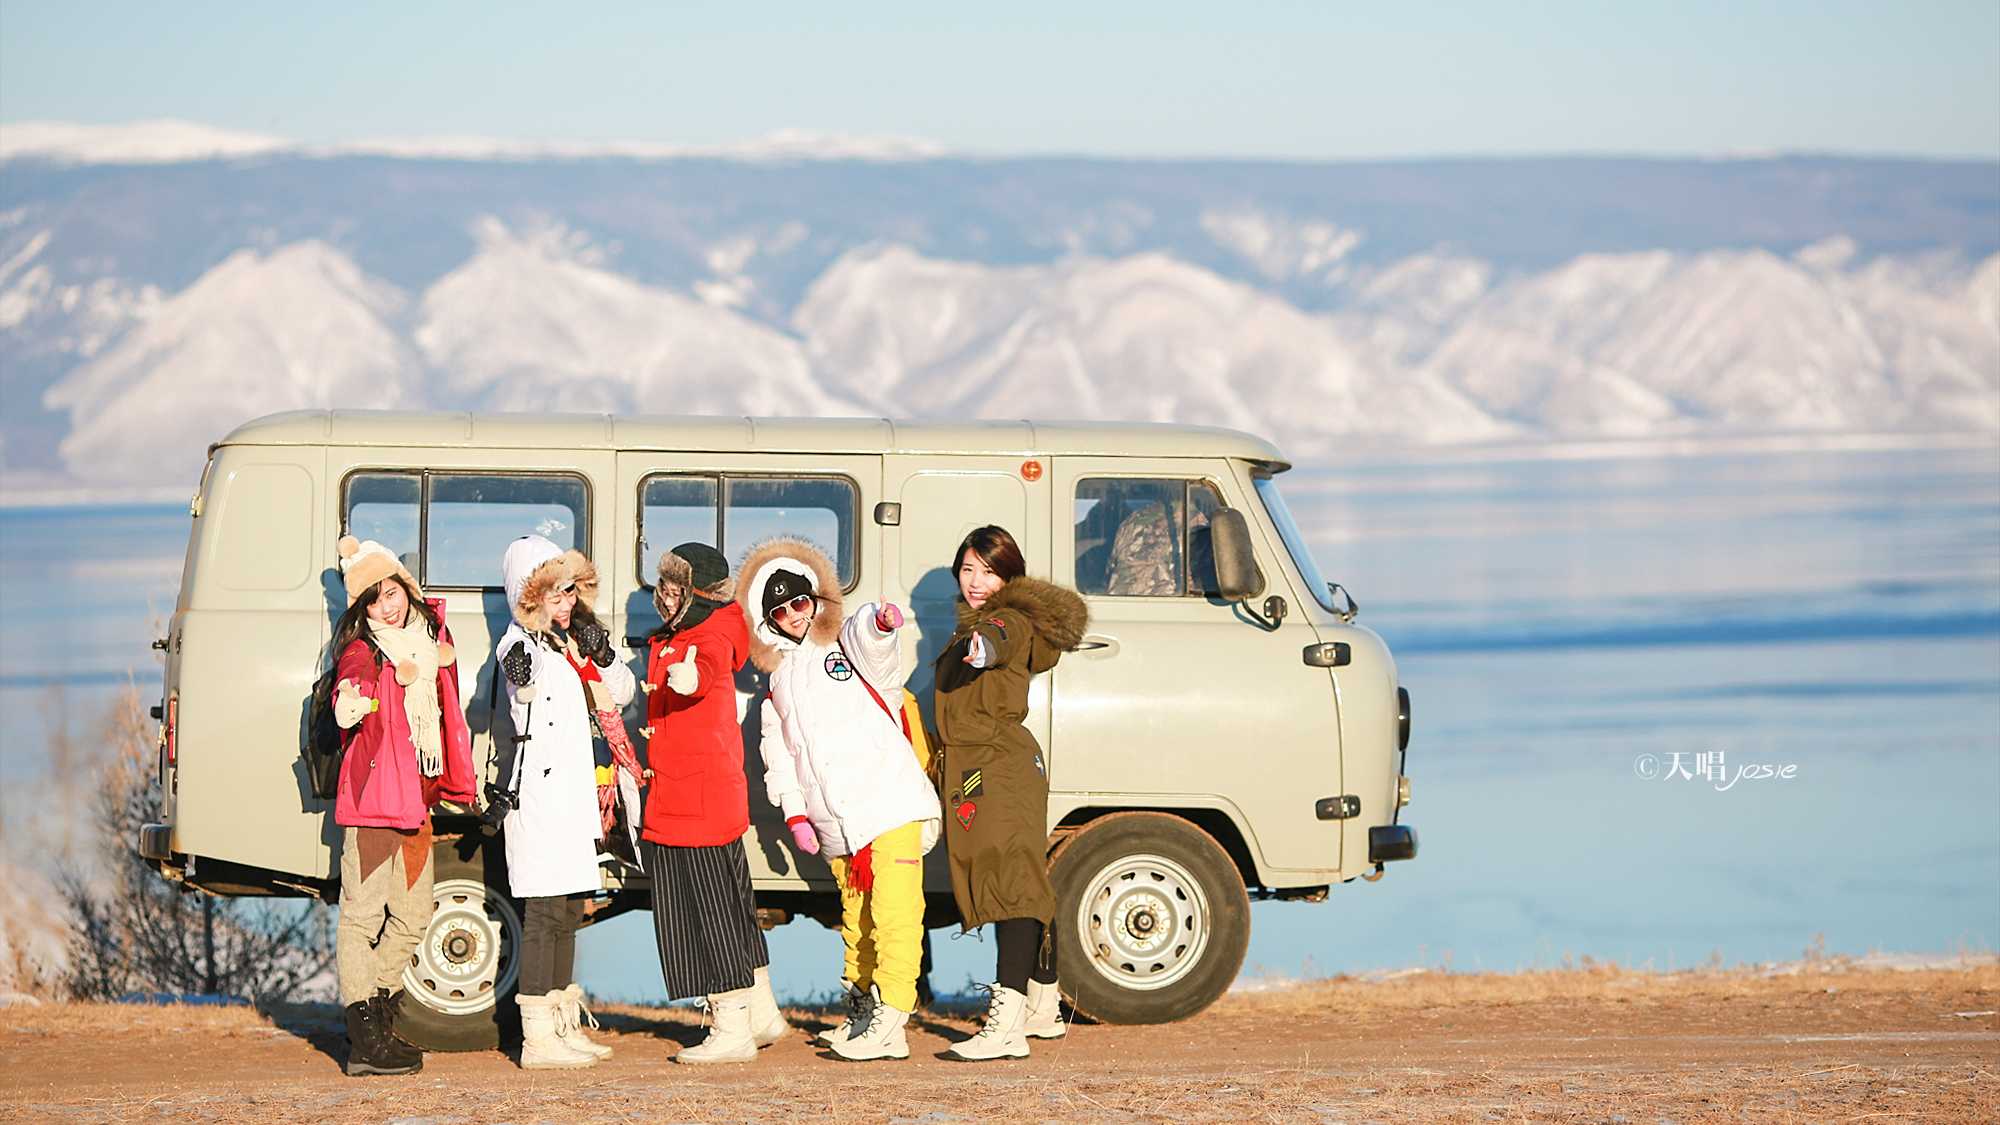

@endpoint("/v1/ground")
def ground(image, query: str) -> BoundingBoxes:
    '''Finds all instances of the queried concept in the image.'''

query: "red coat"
[641,601,751,847]
[333,600,476,830]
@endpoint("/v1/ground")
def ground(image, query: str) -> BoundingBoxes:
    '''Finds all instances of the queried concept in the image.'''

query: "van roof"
[219,411,1292,469]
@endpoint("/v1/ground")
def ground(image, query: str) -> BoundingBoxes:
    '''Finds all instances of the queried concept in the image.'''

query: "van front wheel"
[1048,812,1250,1024]
[394,836,521,1052]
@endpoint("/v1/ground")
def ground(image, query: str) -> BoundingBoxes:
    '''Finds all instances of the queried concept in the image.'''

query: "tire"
[393,835,522,1052]
[1048,811,1250,1025]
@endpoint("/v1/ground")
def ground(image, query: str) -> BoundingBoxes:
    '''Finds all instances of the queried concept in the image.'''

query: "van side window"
[1074,478,1223,597]
[640,474,857,588]
[341,471,591,590]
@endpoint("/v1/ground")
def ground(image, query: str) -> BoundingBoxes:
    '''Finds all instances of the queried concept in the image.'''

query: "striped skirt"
[640,838,770,1000]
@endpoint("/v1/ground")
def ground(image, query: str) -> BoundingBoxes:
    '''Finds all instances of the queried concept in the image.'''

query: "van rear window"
[342,471,591,590]
[640,474,856,589]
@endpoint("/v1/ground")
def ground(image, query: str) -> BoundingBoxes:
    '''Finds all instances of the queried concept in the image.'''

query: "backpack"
[303,637,384,801]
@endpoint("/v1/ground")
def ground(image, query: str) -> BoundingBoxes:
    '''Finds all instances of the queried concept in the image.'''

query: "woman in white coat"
[495,535,634,1069]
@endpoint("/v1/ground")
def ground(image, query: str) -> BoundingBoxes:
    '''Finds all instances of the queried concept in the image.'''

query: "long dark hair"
[331,574,439,665]
[952,525,1026,587]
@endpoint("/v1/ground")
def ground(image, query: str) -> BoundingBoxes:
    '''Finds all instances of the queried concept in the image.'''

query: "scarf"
[368,616,444,777]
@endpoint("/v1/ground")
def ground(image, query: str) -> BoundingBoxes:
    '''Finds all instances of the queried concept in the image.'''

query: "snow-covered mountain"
[4,140,1996,489]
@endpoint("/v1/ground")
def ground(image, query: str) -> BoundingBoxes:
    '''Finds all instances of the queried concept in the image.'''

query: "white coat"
[495,538,636,899]
[760,603,941,858]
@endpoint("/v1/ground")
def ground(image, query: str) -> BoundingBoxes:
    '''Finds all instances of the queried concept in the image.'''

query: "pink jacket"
[334,600,476,829]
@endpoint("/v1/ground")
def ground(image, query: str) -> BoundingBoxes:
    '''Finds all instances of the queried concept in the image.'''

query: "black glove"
[573,619,614,667]
[502,641,534,686]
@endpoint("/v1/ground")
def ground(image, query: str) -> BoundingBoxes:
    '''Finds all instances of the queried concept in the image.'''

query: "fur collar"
[737,537,843,673]
[513,549,597,634]
[955,575,1090,652]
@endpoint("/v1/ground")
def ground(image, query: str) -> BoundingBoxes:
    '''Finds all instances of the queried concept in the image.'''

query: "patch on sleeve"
[959,768,984,801]
[956,800,977,830]
[984,617,1009,639]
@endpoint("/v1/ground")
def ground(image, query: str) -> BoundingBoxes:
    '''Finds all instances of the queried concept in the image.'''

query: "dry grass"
[4,963,1996,1124]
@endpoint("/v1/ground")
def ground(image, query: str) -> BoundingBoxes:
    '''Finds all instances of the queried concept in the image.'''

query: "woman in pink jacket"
[329,537,475,1077]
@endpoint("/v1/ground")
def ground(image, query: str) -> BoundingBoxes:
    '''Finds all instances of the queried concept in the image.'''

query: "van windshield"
[1253,474,1340,615]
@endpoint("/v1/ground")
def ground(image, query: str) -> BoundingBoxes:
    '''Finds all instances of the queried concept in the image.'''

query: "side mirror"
[1209,507,1263,601]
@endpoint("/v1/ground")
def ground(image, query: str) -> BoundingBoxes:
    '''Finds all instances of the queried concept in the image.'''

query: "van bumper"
[139,824,175,861]
[1368,825,1418,863]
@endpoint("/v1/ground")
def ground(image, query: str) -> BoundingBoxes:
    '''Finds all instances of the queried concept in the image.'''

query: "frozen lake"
[3,437,1995,1001]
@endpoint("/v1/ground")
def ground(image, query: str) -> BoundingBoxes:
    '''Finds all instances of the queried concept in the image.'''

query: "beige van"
[140,410,1416,1046]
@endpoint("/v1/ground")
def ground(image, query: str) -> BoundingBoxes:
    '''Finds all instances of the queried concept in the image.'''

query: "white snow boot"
[676,987,758,1064]
[944,984,1030,1061]
[815,978,875,1047]
[1022,978,1067,1039]
[829,988,909,1061]
[557,984,613,1059]
[516,992,598,1069]
[748,965,789,1047]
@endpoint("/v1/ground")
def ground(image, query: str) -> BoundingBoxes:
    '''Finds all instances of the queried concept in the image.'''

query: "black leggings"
[994,917,1057,994]
[519,894,588,995]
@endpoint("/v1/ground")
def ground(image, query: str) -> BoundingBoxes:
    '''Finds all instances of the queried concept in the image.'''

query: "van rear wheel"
[1048,812,1249,1025]
[393,836,521,1052]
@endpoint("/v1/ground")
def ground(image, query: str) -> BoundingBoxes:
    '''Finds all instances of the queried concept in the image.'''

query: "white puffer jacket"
[760,604,941,858]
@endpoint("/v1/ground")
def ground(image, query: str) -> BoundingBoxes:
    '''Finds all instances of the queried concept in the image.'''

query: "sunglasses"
[773,594,817,619]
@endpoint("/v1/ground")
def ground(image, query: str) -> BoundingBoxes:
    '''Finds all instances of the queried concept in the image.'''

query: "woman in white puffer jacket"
[740,537,940,1061]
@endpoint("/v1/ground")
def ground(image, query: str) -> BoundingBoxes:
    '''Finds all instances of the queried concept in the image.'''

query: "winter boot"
[557,984,613,1060]
[343,996,421,1077]
[829,987,909,1061]
[944,984,1030,1062]
[1021,978,1067,1039]
[371,989,426,1068]
[748,965,789,1047]
[676,987,758,1064]
[516,991,598,1069]
[815,978,874,1047]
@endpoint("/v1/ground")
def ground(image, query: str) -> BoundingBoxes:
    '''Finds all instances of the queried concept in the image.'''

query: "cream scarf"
[368,617,444,777]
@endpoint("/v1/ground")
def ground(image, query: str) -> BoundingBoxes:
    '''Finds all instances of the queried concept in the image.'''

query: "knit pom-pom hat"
[338,535,419,605]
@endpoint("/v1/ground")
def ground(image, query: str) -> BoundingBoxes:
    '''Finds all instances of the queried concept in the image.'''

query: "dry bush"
[57,687,335,1006]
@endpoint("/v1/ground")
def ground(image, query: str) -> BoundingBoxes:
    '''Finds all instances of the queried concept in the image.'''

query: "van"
[140,410,1416,1047]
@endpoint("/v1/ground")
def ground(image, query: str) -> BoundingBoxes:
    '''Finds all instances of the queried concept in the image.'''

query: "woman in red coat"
[639,543,789,1062]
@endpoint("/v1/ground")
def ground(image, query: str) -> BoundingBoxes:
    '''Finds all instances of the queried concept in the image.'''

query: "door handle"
[1074,634,1119,658]
[1303,642,1351,667]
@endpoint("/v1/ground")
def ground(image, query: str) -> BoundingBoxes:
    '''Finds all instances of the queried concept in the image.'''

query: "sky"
[0,1,1996,161]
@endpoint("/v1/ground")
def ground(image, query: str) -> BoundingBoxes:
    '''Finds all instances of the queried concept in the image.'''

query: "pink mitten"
[787,816,820,855]
[875,602,904,631]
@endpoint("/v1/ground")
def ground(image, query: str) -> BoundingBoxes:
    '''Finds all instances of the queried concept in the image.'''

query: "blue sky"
[1,1,1996,160]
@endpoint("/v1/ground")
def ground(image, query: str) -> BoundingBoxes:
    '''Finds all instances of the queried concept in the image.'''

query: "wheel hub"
[405,877,521,1016]
[1077,853,1212,992]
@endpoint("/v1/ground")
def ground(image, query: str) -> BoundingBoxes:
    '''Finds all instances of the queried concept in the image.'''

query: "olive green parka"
[932,575,1089,929]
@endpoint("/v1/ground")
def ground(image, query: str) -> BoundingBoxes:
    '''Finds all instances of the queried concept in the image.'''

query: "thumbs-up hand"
[665,644,700,695]
[333,679,376,728]
[875,602,904,632]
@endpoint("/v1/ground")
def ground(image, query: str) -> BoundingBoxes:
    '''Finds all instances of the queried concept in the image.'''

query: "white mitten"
[665,644,700,695]
[333,679,376,728]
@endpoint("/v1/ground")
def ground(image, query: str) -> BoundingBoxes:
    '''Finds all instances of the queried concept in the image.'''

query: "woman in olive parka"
[931,525,1088,1061]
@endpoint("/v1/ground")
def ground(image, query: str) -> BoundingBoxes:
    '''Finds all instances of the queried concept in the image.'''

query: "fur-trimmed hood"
[737,537,843,672]
[503,535,597,634]
[955,575,1090,652]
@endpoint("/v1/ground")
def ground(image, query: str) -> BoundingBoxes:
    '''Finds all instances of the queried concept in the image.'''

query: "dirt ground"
[3,963,1994,1124]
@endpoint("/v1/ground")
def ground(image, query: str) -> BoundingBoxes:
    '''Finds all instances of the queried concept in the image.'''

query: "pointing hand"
[875,603,904,632]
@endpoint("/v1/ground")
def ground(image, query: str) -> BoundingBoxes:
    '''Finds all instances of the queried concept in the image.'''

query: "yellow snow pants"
[828,819,926,1013]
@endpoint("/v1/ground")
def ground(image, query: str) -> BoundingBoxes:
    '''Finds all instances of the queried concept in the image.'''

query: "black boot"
[372,989,426,1071]
[344,994,421,1077]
